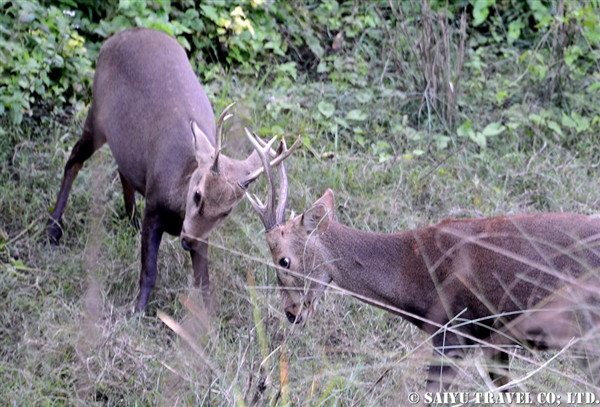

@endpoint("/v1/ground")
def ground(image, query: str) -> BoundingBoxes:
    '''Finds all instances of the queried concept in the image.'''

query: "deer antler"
[242,129,296,231]
[239,129,299,189]
[211,102,236,174]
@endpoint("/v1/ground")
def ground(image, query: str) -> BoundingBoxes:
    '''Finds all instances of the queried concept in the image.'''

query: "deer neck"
[319,221,433,321]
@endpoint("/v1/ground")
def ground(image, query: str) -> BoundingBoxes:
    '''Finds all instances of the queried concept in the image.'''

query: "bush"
[0,1,93,130]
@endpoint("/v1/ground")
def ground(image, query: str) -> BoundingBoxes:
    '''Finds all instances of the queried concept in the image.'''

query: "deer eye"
[193,191,201,205]
[279,258,291,269]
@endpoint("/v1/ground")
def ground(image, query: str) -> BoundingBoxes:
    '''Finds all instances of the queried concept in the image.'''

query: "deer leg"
[47,115,104,244]
[118,171,140,231]
[425,334,465,393]
[191,240,214,315]
[486,350,510,389]
[573,330,600,385]
[135,207,164,312]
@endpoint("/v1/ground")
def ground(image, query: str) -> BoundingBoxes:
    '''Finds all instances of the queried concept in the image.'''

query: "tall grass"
[2,2,600,405]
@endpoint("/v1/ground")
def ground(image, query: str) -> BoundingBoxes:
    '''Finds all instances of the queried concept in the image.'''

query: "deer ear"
[301,189,335,235]
[301,204,329,235]
[191,121,215,164]
[313,189,334,220]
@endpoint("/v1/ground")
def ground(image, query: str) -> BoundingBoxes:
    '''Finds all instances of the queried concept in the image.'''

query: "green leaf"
[571,112,590,133]
[564,45,582,67]
[481,122,506,137]
[345,109,367,121]
[177,36,191,51]
[303,134,312,149]
[10,106,23,125]
[317,61,329,73]
[529,113,543,124]
[561,113,577,129]
[507,20,525,42]
[118,0,133,10]
[547,120,563,137]
[355,90,373,104]
[334,117,349,128]
[471,0,493,26]
[306,34,324,59]
[18,12,36,24]
[496,90,509,105]
[200,5,220,23]
[277,62,297,80]
[317,101,335,118]
[456,120,473,138]
[470,132,487,149]
[378,152,391,163]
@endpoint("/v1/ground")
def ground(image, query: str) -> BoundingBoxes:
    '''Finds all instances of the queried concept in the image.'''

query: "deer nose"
[181,237,192,251]
[286,311,302,324]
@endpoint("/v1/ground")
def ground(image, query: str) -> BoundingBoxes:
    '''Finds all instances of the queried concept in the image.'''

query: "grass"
[2,10,600,406]
[2,123,599,405]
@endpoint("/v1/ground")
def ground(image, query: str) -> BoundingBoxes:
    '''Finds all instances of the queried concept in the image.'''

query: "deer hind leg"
[572,325,600,385]
[118,171,140,231]
[426,333,466,393]
[135,206,164,312]
[484,348,510,389]
[47,112,105,244]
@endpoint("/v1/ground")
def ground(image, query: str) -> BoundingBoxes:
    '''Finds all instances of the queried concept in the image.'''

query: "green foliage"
[0,1,93,129]
[2,0,600,159]
[91,1,194,42]
[3,1,600,405]
[68,0,288,68]
[457,120,506,150]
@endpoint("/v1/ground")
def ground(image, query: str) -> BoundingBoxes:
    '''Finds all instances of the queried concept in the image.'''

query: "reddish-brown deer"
[47,28,296,312]
[247,142,600,392]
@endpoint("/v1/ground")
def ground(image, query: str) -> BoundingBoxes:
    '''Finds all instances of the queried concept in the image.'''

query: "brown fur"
[262,189,600,391]
[47,28,265,312]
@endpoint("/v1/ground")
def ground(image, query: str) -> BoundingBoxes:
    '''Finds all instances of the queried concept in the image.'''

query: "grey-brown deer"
[247,141,600,392]
[47,28,296,312]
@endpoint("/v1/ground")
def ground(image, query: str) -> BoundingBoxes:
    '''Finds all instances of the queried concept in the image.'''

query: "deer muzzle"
[283,300,312,325]
[286,311,302,324]
[180,227,197,251]
[181,237,193,251]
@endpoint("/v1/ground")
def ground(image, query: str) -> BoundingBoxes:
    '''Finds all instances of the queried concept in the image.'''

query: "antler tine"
[266,135,300,169]
[211,102,235,175]
[215,102,236,154]
[274,139,289,225]
[243,128,278,231]
[240,134,300,188]
[251,132,278,157]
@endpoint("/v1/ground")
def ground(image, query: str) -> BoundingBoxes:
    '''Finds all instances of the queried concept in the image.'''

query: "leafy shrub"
[0,1,93,129]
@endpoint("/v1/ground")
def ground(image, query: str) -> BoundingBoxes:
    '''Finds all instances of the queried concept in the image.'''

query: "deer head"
[181,114,299,251]
[246,135,331,324]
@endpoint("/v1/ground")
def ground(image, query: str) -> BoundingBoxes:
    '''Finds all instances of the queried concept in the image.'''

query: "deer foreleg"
[135,208,164,311]
[426,334,465,393]
[191,240,214,315]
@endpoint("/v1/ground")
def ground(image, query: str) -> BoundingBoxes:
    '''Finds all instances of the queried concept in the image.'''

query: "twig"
[418,144,465,183]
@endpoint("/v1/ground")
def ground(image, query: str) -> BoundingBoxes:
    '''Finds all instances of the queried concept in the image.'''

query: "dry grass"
[2,127,600,405]
[2,5,600,403]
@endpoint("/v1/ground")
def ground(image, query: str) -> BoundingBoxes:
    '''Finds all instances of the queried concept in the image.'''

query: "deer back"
[266,190,600,328]
[92,28,215,200]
